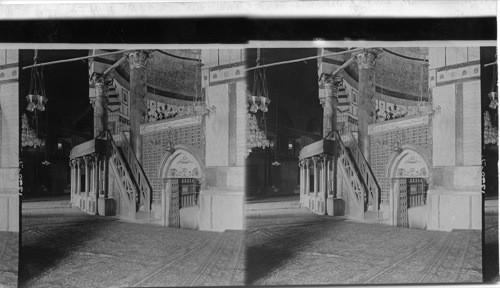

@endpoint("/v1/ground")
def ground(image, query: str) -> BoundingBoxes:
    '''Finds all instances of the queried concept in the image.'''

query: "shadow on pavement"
[483,212,499,283]
[19,209,116,287]
[244,213,338,285]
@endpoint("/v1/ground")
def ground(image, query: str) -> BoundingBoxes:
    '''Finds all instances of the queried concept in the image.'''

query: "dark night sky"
[20,50,92,144]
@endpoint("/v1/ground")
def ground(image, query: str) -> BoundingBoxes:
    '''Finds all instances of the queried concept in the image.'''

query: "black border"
[0,18,495,43]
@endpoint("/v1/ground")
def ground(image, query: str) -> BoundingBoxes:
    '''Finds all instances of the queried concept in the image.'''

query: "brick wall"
[141,123,205,204]
[370,121,431,203]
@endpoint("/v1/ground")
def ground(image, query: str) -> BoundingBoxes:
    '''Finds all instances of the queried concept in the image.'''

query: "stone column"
[69,159,75,205]
[90,73,109,139]
[126,50,153,163]
[312,156,319,197]
[354,49,381,163]
[93,153,100,215]
[76,158,82,194]
[305,159,311,195]
[322,155,328,215]
[83,156,91,211]
[299,160,304,194]
[319,74,340,140]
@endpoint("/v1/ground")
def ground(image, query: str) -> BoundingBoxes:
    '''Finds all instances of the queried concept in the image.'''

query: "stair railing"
[116,132,152,215]
[106,130,137,219]
[334,131,365,219]
[345,132,380,211]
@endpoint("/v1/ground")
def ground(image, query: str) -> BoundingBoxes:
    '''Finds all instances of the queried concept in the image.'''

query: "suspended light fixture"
[26,50,48,112]
[248,48,271,114]
[246,48,272,156]
[489,62,498,109]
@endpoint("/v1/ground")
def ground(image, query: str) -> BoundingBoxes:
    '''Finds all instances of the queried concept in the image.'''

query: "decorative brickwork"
[142,123,205,204]
[370,122,431,203]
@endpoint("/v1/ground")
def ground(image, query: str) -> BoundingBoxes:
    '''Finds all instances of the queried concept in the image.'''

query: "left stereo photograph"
[17,49,245,287]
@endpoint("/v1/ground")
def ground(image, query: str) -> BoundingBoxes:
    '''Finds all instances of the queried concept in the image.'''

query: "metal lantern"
[35,94,48,112]
[26,94,36,112]
[489,91,498,109]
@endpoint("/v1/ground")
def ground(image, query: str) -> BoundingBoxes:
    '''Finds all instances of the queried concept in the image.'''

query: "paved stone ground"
[245,194,483,285]
[20,195,244,287]
[0,231,18,288]
[484,198,499,283]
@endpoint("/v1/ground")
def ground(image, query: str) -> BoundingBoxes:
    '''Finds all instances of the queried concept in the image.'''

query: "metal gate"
[397,179,408,228]
[179,178,199,209]
[169,179,180,228]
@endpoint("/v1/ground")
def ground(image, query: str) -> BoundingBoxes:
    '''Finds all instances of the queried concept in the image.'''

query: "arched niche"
[386,145,431,180]
[158,146,203,180]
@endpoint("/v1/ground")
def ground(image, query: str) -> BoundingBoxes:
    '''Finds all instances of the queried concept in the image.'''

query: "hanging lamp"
[26,50,48,112]
[489,61,498,109]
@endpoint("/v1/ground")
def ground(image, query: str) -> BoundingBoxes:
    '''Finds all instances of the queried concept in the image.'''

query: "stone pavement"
[20,195,244,287]
[0,231,18,288]
[484,197,499,283]
[245,194,483,285]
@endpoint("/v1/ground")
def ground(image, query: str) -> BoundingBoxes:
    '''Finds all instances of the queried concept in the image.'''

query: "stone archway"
[158,146,203,229]
[387,146,430,229]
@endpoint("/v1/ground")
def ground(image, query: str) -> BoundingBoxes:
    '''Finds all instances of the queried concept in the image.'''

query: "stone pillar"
[76,158,82,194]
[354,49,381,163]
[319,74,340,140]
[69,159,75,204]
[299,160,304,194]
[90,73,109,139]
[84,156,91,211]
[426,47,482,231]
[305,159,310,195]
[312,156,319,197]
[126,50,153,163]
[322,156,328,215]
[93,153,100,215]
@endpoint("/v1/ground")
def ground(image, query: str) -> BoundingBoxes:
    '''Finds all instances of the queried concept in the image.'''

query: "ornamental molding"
[353,48,382,70]
[126,50,154,69]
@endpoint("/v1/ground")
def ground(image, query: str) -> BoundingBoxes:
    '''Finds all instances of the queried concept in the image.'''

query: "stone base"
[180,206,199,230]
[151,203,162,222]
[0,191,18,232]
[198,189,243,232]
[98,198,115,216]
[427,189,482,231]
[327,197,344,216]
[408,205,427,230]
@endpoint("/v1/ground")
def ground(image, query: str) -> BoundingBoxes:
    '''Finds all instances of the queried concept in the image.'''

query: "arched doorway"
[387,147,430,229]
[158,146,203,230]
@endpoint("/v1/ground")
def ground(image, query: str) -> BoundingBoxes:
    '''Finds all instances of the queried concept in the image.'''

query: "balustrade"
[115,131,151,213]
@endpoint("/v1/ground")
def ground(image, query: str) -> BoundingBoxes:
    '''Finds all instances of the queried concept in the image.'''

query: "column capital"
[76,158,82,165]
[353,48,383,70]
[311,156,319,165]
[319,74,344,96]
[90,73,113,90]
[69,159,76,168]
[319,153,329,163]
[126,50,154,69]
[83,155,92,164]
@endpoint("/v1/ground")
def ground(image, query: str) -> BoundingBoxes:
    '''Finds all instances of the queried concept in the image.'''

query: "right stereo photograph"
[244,46,497,285]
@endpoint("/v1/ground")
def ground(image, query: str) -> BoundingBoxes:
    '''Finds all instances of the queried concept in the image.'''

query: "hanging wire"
[491,61,497,93]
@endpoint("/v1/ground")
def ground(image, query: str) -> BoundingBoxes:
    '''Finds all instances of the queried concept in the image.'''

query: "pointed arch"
[157,145,203,179]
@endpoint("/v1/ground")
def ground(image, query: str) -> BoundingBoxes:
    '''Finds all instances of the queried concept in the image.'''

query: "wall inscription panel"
[205,84,229,167]
[462,80,481,166]
[432,84,456,167]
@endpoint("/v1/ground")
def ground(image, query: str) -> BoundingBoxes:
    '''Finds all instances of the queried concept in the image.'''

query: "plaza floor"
[20,195,244,288]
[245,194,484,285]
[0,231,18,288]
